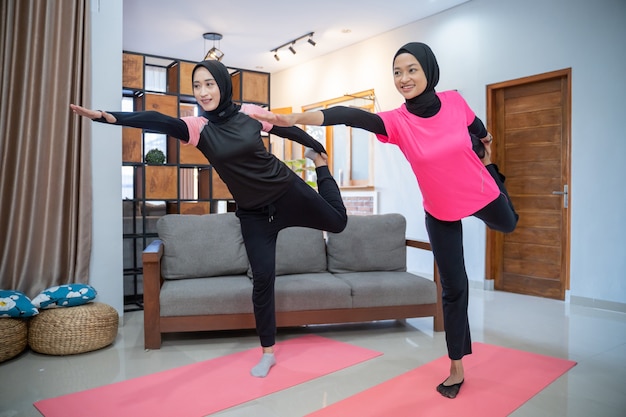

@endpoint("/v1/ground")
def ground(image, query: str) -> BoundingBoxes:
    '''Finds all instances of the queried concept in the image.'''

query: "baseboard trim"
[470,283,625,314]
[570,295,626,314]
[468,279,494,290]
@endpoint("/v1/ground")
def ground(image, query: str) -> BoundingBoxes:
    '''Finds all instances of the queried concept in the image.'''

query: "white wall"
[89,0,625,311]
[89,0,124,316]
[270,0,626,308]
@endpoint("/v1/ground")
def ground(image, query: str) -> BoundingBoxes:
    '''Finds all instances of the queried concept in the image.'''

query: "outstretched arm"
[70,104,117,123]
[241,103,326,154]
[250,106,387,136]
[269,126,326,154]
[70,104,190,141]
[321,107,386,135]
[250,110,324,127]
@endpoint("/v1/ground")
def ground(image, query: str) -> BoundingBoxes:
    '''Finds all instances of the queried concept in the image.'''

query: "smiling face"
[393,52,428,100]
[192,67,221,112]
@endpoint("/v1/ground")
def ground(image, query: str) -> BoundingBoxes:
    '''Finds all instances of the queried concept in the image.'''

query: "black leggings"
[236,167,347,347]
[425,164,518,360]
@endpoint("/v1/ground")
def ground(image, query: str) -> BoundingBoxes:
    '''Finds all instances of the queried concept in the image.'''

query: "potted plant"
[283,158,316,188]
[145,148,166,165]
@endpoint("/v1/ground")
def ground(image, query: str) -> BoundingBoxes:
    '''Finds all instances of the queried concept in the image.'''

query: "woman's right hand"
[70,104,117,123]
[249,111,298,126]
[250,110,326,127]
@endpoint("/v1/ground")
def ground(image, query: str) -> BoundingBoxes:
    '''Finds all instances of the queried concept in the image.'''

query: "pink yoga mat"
[306,342,576,417]
[34,334,382,417]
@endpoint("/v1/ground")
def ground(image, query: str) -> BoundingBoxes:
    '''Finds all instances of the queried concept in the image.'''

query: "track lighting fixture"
[203,32,224,61]
[270,32,316,61]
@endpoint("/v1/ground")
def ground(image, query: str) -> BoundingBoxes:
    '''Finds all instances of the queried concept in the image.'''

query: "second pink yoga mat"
[306,342,576,417]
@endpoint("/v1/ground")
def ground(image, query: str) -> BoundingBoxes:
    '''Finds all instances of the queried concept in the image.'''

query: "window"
[121,96,135,200]
[302,89,376,188]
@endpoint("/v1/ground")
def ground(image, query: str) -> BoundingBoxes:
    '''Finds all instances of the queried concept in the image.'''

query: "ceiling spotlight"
[203,32,224,61]
[270,32,315,62]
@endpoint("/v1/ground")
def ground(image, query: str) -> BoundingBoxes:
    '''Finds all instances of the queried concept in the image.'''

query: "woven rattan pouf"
[0,318,28,362]
[28,302,118,355]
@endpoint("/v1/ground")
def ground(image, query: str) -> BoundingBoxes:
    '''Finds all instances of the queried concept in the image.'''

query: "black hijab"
[193,60,240,123]
[393,42,441,118]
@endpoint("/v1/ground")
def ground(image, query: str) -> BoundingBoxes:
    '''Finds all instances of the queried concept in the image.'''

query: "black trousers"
[425,164,518,360]
[236,167,347,347]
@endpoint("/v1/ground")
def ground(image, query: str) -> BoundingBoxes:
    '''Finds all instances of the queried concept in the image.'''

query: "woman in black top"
[71,60,347,378]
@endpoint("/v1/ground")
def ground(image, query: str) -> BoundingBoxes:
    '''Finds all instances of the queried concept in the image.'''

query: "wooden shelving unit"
[121,51,270,310]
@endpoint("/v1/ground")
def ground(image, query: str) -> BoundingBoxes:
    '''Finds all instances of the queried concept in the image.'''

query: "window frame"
[301,89,376,189]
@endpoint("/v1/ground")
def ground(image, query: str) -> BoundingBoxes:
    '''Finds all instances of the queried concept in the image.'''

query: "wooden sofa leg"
[144,329,161,350]
[142,239,164,349]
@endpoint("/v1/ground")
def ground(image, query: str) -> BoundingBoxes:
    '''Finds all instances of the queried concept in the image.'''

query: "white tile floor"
[2,288,625,417]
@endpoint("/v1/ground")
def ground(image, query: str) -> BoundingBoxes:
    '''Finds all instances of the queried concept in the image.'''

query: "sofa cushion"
[160,276,253,316]
[327,214,407,273]
[247,227,327,278]
[277,227,328,275]
[335,271,437,308]
[157,213,249,279]
[275,272,352,311]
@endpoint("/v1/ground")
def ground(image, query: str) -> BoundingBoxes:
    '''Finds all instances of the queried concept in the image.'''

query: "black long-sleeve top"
[104,107,326,210]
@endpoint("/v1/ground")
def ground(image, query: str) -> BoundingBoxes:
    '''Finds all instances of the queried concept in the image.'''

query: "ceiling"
[122,0,470,74]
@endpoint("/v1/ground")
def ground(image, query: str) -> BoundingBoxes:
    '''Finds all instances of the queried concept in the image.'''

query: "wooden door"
[485,69,571,300]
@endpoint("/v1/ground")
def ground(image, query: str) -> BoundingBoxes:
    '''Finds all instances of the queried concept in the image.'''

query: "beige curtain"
[0,0,92,297]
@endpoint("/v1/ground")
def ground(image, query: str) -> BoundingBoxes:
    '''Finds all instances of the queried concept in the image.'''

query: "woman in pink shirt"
[252,42,518,398]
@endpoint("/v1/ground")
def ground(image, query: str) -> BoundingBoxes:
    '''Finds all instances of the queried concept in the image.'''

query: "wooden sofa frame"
[142,238,443,349]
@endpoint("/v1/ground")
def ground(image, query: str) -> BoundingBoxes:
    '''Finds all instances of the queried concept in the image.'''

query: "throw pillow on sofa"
[157,213,249,279]
[326,213,407,273]
[0,290,38,317]
[31,283,97,308]
[247,226,328,277]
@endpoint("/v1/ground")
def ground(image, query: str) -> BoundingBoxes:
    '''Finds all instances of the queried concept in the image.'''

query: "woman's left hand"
[70,104,117,123]
[480,133,493,164]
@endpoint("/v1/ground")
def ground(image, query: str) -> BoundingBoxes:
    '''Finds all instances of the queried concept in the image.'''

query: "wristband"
[93,110,108,123]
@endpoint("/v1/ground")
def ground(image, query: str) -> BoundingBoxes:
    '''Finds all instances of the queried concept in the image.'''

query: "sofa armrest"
[405,239,431,252]
[406,238,444,332]
[143,239,164,348]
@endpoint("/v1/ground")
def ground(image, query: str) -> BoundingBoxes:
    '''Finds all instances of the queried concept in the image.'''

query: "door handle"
[552,185,568,208]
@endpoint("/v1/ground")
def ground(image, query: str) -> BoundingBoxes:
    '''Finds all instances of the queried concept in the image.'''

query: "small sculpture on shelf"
[144,148,165,165]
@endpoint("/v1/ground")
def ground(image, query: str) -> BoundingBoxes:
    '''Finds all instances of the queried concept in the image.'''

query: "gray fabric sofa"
[142,212,443,349]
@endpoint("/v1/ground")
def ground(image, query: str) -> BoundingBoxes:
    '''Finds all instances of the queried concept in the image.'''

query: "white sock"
[250,353,276,378]
[304,147,319,161]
